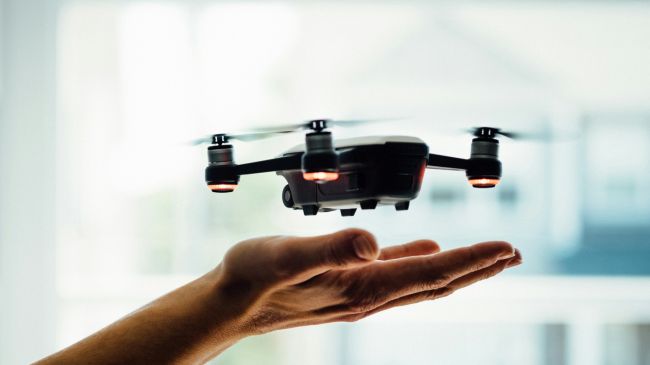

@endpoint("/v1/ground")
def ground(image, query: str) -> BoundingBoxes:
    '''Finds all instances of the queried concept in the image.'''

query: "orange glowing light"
[468,178,500,188]
[208,183,238,192]
[303,171,339,182]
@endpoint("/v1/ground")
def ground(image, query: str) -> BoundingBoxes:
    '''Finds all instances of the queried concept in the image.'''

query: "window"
[48,1,650,364]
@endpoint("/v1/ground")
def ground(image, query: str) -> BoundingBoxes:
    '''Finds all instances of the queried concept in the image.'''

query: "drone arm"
[236,154,302,175]
[426,153,469,171]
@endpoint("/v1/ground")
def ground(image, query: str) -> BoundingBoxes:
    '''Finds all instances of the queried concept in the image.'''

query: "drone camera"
[205,144,239,193]
[301,131,340,183]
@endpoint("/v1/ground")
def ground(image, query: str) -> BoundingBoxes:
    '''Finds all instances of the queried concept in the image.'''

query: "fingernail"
[498,248,516,260]
[507,249,523,267]
[507,259,522,268]
[353,235,377,261]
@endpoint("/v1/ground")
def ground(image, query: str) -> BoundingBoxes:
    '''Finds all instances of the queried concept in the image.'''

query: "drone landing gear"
[302,205,319,216]
[395,201,410,211]
[340,208,357,217]
[359,199,378,210]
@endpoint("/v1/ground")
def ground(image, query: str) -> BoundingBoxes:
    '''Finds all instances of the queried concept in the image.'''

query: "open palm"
[218,228,521,336]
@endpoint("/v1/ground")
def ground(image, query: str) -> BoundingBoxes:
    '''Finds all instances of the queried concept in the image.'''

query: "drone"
[192,119,529,216]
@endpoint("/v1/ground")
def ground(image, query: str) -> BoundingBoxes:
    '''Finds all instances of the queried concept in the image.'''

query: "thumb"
[277,228,379,280]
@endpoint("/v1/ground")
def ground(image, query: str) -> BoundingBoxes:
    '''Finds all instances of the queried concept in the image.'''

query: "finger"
[318,241,515,318]
[275,228,379,280]
[378,240,440,260]
[355,250,522,319]
[444,248,521,291]
[370,241,515,300]
[506,249,523,268]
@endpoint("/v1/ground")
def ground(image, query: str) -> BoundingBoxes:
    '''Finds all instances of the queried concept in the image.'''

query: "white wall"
[0,0,59,362]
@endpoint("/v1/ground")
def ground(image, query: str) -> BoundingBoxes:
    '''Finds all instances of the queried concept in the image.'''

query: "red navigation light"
[303,171,339,183]
[468,178,500,188]
[208,183,238,193]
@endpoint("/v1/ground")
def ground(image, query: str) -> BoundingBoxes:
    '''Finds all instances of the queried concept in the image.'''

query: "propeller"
[191,118,401,145]
[254,118,401,134]
[189,130,294,146]
[466,126,578,141]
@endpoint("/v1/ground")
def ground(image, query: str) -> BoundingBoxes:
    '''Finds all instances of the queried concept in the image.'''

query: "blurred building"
[1,0,649,364]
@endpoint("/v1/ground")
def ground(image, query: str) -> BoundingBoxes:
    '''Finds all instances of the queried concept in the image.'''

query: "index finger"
[378,240,440,260]
[371,241,514,299]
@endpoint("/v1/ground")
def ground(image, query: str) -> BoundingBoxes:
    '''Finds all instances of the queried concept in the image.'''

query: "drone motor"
[205,135,239,192]
[301,120,340,183]
[466,127,502,188]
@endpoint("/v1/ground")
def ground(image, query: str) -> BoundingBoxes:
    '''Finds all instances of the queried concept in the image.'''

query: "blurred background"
[1,0,650,364]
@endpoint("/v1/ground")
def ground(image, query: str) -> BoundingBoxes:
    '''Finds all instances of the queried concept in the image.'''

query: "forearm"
[35,267,250,365]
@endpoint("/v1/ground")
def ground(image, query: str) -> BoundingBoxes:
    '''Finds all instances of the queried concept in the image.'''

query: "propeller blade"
[188,130,295,145]
[467,127,579,142]
[499,130,578,141]
[228,130,294,141]
[496,130,517,139]
[189,136,215,145]
[246,125,304,134]
[328,117,405,128]
[254,117,404,132]
[190,117,406,145]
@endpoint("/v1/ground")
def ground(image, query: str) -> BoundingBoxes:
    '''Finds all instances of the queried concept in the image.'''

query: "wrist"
[143,266,256,363]
[195,265,261,342]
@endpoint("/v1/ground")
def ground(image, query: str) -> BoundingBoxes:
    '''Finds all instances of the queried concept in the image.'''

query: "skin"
[36,228,522,365]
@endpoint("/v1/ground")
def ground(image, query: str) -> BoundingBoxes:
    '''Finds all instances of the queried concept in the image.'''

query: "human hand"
[36,229,521,365]
[212,228,522,336]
